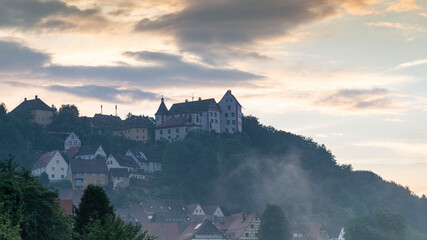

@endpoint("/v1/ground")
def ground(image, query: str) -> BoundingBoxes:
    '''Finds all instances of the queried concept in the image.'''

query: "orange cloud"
[366,21,424,31]
[341,0,381,15]
[386,0,422,12]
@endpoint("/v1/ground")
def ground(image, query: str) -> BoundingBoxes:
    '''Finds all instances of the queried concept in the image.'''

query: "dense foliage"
[0,156,73,240]
[258,204,291,240]
[345,208,407,240]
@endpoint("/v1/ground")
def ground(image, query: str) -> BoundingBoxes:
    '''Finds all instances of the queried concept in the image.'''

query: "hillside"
[155,116,427,234]
[1,103,426,235]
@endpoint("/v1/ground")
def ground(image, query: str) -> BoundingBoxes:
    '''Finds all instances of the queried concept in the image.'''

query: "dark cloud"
[0,0,102,30]
[135,0,345,63]
[0,40,51,71]
[37,51,262,86]
[318,88,394,110]
[49,85,159,103]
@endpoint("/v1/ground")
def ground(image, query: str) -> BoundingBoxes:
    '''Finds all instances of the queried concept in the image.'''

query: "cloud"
[135,0,359,64]
[366,22,424,31]
[0,40,51,72]
[421,13,427,17]
[49,85,159,103]
[0,0,106,31]
[317,88,396,111]
[388,58,427,71]
[386,0,422,12]
[33,50,263,87]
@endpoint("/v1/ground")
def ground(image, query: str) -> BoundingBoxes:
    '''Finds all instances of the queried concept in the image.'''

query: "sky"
[1,0,426,195]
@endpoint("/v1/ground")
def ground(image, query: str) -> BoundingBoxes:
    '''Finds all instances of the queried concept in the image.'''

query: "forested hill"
[159,116,427,235]
[1,102,426,235]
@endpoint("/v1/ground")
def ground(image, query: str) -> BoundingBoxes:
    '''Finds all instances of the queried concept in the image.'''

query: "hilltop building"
[154,90,242,141]
[74,145,106,160]
[68,158,108,189]
[10,95,54,126]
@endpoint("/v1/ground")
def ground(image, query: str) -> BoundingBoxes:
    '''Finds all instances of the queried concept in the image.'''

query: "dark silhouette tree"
[74,185,114,234]
[258,204,291,240]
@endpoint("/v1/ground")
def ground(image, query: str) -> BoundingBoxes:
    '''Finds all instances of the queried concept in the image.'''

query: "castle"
[155,90,242,141]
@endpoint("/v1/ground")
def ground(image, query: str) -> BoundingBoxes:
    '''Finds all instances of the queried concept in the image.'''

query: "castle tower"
[155,97,168,126]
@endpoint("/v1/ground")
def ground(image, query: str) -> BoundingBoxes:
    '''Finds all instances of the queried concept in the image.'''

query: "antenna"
[115,105,117,116]
[101,105,103,114]
[192,93,194,101]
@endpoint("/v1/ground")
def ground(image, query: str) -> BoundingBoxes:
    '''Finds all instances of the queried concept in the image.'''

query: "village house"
[32,150,69,181]
[106,154,140,172]
[187,203,205,216]
[68,158,108,189]
[109,168,131,189]
[64,132,81,150]
[10,95,54,126]
[125,149,162,173]
[225,213,260,240]
[74,145,107,160]
[90,113,122,130]
[113,116,152,143]
[180,220,226,240]
[203,205,225,217]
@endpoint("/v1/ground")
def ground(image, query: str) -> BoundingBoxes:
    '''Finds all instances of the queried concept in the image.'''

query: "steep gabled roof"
[11,97,53,113]
[202,205,221,216]
[69,158,108,174]
[219,90,242,107]
[112,154,139,169]
[180,220,224,240]
[66,147,79,158]
[141,222,180,240]
[168,98,220,115]
[75,145,103,156]
[155,98,169,115]
[32,150,60,170]
[109,168,130,178]
[226,213,258,239]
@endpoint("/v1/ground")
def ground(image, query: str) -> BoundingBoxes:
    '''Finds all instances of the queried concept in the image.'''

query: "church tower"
[155,97,168,126]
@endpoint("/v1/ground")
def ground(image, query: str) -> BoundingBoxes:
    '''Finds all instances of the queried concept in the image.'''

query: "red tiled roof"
[59,199,74,215]
[141,222,180,240]
[187,204,201,214]
[66,147,79,158]
[157,117,187,128]
[32,150,58,170]
[226,213,258,239]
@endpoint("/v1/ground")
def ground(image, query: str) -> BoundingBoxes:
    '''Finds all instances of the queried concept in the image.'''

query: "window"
[228,105,231,110]
[142,136,145,139]
[176,128,179,133]
[227,120,230,125]
[136,129,139,132]
[214,112,217,117]
[232,127,235,131]
[232,120,236,124]
[176,135,179,138]
[245,233,249,237]
[168,136,171,139]
[215,119,218,123]
[52,167,55,171]
[231,112,235,117]
[210,112,213,117]
[61,175,64,179]
[51,174,55,178]
[136,135,139,139]
[186,128,188,132]
[168,129,171,134]
[61,168,64,171]
[160,130,163,134]
[196,115,199,123]
[56,160,59,164]
[225,113,228,117]
[210,119,213,123]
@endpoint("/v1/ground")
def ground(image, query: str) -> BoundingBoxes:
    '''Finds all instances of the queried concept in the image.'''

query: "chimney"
[185,99,188,103]
[115,105,117,116]
[198,97,201,101]
[24,98,27,101]
[35,95,38,99]
[101,105,103,114]
[241,213,246,223]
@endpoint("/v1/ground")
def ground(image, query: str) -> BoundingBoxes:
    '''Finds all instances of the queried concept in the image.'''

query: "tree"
[0,208,21,240]
[39,172,50,186]
[74,185,115,234]
[0,156,73,240]
[345,208,407,240]
[80,214,155,240]
[258,204,291,240]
